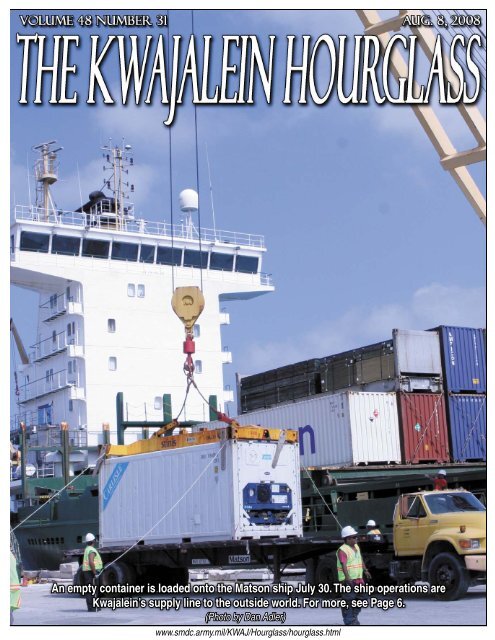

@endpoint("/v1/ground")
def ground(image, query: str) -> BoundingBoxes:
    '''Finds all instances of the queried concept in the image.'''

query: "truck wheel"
[314,556,338,593]
[428,552,470,600]
[99,561,126,587]
[122,562,136,586]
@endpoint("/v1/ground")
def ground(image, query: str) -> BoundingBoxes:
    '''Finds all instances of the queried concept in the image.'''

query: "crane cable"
[167,9,176,293]
[192,9,204,293]
[10,331,20,397]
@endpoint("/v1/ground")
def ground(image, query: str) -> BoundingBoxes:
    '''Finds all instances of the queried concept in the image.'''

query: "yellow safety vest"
[336,543,363,581]
[10,553,21,611]
[82,545,103,572]
[368,528,381,535]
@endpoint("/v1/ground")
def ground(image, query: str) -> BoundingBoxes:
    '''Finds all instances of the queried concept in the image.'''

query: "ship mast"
[33,141,62,220]
[101,141,134,230]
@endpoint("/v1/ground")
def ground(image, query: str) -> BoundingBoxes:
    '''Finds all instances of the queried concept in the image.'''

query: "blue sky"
[9,8,487,411]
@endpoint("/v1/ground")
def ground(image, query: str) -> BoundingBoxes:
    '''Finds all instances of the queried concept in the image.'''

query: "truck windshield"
[425,493,486,514]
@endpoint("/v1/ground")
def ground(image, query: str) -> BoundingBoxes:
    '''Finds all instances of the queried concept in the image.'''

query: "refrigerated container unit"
[393,328,443,393]
[207,391,402,468]
[99,426,303,548]
[397,392,450,463]
[446,394,486,462]
[432,326,486,394]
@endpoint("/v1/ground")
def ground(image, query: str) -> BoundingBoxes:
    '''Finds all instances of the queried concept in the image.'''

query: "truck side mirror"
[399,495,411,518]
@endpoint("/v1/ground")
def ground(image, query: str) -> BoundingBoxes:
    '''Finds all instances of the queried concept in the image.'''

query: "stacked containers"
[394,329,450,463]
[434,326,487,462]
[205,391,402,468]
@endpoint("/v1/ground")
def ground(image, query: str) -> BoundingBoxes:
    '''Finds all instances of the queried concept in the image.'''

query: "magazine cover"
[9,4,487,635]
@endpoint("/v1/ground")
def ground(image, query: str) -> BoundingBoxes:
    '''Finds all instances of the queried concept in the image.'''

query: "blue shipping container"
[447,394,486,462]
[435,326,486,393]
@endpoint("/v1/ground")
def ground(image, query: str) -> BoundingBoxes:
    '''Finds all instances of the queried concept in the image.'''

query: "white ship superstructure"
[11,142,273,456]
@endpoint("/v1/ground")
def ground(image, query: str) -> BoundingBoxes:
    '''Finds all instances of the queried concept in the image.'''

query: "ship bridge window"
[210,252,234,271]
[235,255,259,274]
[52,235,81,256]
[112,242,138,261]
[157,246,182,266]
[184,250,208,268]
[139,244,155,263]
[82,239,110,259]
[20,231,50,253]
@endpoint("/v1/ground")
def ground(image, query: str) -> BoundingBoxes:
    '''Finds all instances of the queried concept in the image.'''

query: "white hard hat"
[341,526,358,539]
[437,469,447,476]
[366,520,376,527]
[85,533,96,542]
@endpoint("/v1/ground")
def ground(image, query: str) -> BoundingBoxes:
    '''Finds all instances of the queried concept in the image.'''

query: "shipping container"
[447,394,487,462]
[397,392,450,463]
[433,326,486,393]
[208,392,401,467]
[239,332,444,413]
[393,329,442,392]
[99,433,302,547]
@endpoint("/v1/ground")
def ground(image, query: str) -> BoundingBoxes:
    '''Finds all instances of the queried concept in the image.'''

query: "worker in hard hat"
[336,526,371,626]
[433,469,448,491]
[366,519,382,537]
[82,533,103,612]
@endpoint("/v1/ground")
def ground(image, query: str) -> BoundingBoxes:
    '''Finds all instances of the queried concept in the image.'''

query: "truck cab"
[392,490,486,599]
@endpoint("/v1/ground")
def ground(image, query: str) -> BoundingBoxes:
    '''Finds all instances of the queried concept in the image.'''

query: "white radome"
[179,188,198,212]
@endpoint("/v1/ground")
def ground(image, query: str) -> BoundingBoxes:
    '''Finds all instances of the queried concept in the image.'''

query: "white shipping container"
[205,392,401,468]
[99,436,302,547]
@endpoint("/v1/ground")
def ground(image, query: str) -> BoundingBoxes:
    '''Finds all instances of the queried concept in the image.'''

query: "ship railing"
[11,411,38,433]
[37,463,55,478]
[260,272,273,286]
[13,204,266,249]
[9,463,55,481]
[30,329,68,361]
[16,368,79,403]
[10,466,20,481]
[39,291,68,321]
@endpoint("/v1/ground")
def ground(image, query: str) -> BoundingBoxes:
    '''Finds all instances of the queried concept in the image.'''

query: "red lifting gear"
[183,333,195,377]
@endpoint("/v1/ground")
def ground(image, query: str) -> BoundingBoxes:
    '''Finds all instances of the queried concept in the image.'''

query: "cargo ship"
[11,142,486,570]
[10,140,274,569]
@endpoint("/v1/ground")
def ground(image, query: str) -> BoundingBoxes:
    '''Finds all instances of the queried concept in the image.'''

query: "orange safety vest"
[336,543,363,581]
[368,528,381,535]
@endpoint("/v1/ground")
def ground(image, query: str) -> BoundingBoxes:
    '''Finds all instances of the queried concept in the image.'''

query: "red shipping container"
[398,392,450,463]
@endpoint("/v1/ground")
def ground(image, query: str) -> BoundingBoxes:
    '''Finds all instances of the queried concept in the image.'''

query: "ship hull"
[12,488,98,570]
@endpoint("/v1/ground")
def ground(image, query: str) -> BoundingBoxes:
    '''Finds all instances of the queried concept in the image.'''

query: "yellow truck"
[310,489,486,601]
[385,489,486,600]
